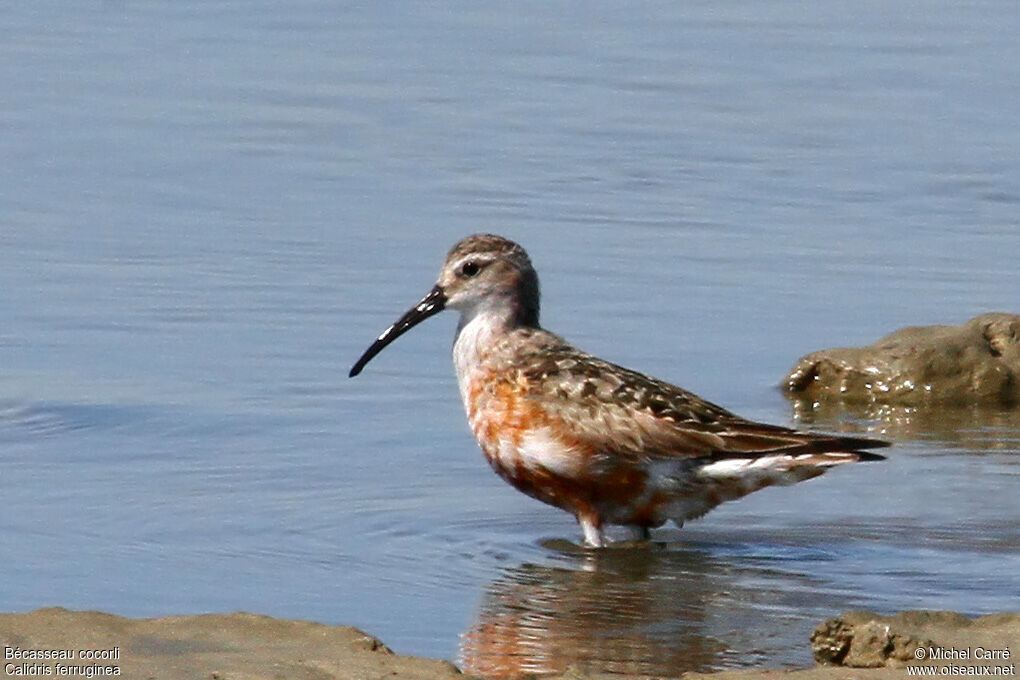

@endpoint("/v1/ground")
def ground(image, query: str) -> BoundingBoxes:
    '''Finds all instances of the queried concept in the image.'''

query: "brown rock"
[810,610,1018,669]
[783,313,1020,406]
[809,616,855,665]
[0,607,468,680]
[2,607,1017,680]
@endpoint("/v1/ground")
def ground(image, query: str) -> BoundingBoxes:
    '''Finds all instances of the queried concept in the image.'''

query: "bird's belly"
[464,377,683,527]
[474,425,747,528]
[476,424,596,510]
[472,418,665,524]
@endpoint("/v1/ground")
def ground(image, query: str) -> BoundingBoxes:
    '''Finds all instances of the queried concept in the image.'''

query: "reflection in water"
[459,542,821,678]
[784,397,1020,453]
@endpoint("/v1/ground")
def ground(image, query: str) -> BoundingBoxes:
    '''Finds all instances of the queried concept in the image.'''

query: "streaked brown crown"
[442,234,541,327]
[445,234,531,264]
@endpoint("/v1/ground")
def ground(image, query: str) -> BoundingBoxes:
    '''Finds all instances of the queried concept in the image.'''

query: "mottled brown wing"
[515,340,888,461]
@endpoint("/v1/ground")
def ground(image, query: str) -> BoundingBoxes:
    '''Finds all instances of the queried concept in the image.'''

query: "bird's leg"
[622,525,651,541]
[578,513,606,548]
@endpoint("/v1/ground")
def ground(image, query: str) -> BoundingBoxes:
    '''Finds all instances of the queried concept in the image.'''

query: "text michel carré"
[929,648,1011,661]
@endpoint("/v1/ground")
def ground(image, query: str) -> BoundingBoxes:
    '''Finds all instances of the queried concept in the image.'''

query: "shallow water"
[2,2,1019,677]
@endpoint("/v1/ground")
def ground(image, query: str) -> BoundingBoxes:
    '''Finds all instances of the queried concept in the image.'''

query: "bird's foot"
[578,516,606,548]
[621,525,652,542]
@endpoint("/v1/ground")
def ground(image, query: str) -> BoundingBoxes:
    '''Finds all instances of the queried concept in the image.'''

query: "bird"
[349,234,888,547]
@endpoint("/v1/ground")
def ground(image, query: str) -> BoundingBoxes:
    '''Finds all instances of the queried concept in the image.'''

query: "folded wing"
[516,342,888,463]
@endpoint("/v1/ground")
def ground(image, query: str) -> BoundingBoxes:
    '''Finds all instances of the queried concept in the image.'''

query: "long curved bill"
[349,285,447,377]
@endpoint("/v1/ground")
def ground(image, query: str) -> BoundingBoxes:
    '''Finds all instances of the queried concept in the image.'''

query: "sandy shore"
[1,608,1016,679]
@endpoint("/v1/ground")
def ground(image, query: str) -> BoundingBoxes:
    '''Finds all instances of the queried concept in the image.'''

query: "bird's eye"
[460,261,480,277]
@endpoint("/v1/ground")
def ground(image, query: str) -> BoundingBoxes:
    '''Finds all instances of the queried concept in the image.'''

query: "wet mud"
[783,313,1020,407]
[1,607,1016,680]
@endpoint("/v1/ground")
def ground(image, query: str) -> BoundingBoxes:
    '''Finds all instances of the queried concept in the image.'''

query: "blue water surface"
[2,2,1018,677]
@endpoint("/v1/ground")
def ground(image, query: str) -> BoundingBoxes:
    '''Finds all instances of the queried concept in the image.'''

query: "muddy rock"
[811,610,1019,669]
[0,607,469,680]
[2,607,1018,680]
[810,612,933,668]
[783,313,1020,406]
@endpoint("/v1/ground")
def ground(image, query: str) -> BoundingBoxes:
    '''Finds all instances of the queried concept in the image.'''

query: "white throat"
[452,305,510,406]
